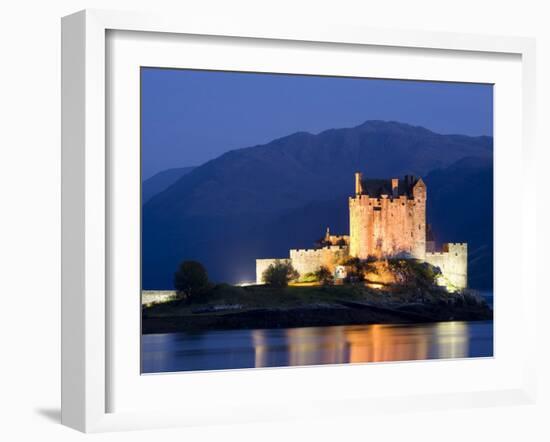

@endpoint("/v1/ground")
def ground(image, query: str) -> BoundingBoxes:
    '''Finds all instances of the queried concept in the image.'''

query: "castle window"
[374,207,381,211]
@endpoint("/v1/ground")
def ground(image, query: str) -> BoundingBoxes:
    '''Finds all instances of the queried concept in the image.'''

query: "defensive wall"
[289,246,349,277]
[425,243,468,290]
[255,246,349,284]
[255,258,291,284]
[141,290,179,306]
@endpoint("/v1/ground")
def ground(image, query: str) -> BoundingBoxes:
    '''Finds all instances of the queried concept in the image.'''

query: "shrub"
[344,257,363,274]
[343,257,377,281]
[174,260,209,301]
[315,266,333,285]
[387,259,441,288]
[262,260,299,288]
[300,272,319,283]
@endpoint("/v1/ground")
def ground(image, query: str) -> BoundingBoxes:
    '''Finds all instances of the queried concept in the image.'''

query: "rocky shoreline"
[142,299,493,334]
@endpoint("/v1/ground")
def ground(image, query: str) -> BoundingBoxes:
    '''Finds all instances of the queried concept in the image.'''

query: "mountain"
[142,120,493,289]
[142,166,195,203]
[146,121,492,217]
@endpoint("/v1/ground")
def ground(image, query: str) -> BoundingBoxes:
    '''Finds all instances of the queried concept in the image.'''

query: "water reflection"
[142,320,492,373]
[434,322,468,359]
[252,321,470,368]
[346,324,430,363]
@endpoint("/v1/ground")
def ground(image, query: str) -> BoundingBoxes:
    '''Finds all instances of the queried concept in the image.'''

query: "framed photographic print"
[61,9,537,432]
[140,68,493,374]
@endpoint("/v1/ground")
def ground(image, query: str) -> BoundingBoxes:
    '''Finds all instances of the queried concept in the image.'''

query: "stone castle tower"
[349,172,426,260]
[256,171,467,290]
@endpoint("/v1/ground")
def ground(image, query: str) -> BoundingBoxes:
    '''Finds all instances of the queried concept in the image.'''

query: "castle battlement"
[290,245,347,255]
[442,243,468,253]
[349,194,416,206]
[290,248,323,255]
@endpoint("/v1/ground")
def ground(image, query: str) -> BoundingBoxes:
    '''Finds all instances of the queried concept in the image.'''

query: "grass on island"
[142,282,478,318]
[144,258,489,323]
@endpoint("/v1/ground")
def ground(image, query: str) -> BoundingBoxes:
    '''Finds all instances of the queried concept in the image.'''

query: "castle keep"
[256,172,468,290]
[350,173,426,260]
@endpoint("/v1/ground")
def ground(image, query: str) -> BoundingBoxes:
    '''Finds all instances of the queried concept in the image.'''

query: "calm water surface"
[142,319,493,373]
[143,292,494,373]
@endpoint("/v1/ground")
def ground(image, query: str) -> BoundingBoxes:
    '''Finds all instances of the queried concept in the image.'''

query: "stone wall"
[290,246,349,277]
[255,258,291,284]
[256,247,349,283]
[349,180,426,260]
[141,290,178,306]
[425,243,468,290]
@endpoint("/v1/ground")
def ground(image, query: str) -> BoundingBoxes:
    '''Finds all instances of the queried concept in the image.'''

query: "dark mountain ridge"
[142,166,195,203]
[146,120,492,216]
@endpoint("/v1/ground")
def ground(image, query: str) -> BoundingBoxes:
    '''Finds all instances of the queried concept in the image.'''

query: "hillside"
[142,166,195,203]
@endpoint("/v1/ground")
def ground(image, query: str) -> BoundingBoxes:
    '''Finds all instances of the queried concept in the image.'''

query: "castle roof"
[360,175,422,198]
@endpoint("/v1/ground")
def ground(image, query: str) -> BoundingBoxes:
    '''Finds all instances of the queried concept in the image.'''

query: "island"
[142,172,492,334]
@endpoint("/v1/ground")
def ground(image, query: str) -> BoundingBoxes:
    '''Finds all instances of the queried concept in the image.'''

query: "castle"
[256,172,468,290]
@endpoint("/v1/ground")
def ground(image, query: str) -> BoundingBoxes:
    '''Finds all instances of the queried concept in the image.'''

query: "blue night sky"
[141,68,493,180]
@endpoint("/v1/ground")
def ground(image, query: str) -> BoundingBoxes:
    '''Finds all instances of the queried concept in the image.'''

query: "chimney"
[355,172,363,195]
[391,178,399,198]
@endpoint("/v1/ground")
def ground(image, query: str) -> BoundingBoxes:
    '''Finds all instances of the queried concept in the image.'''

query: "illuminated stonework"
[425,243,468,291]
[349,173,426,260]
[255,172,468,289]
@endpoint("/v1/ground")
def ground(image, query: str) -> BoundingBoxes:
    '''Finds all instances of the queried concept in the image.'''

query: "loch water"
[142,291,493,373]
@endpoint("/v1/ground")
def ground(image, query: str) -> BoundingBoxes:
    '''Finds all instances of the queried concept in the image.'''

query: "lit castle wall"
[425,243,468,290]
[289,246,349,277]
[349,173,426,260]
[255,172,468,290]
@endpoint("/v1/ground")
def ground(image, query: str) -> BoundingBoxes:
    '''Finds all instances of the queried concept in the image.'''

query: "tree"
[262,260,299,288]
[387,259,441,288]
[174,260,209,300]
[315,266,333,285]
[343,256,378,282]
[344,257,366,282]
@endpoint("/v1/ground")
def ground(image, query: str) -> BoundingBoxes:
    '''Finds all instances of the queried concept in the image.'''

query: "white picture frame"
[61,9,537,433]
